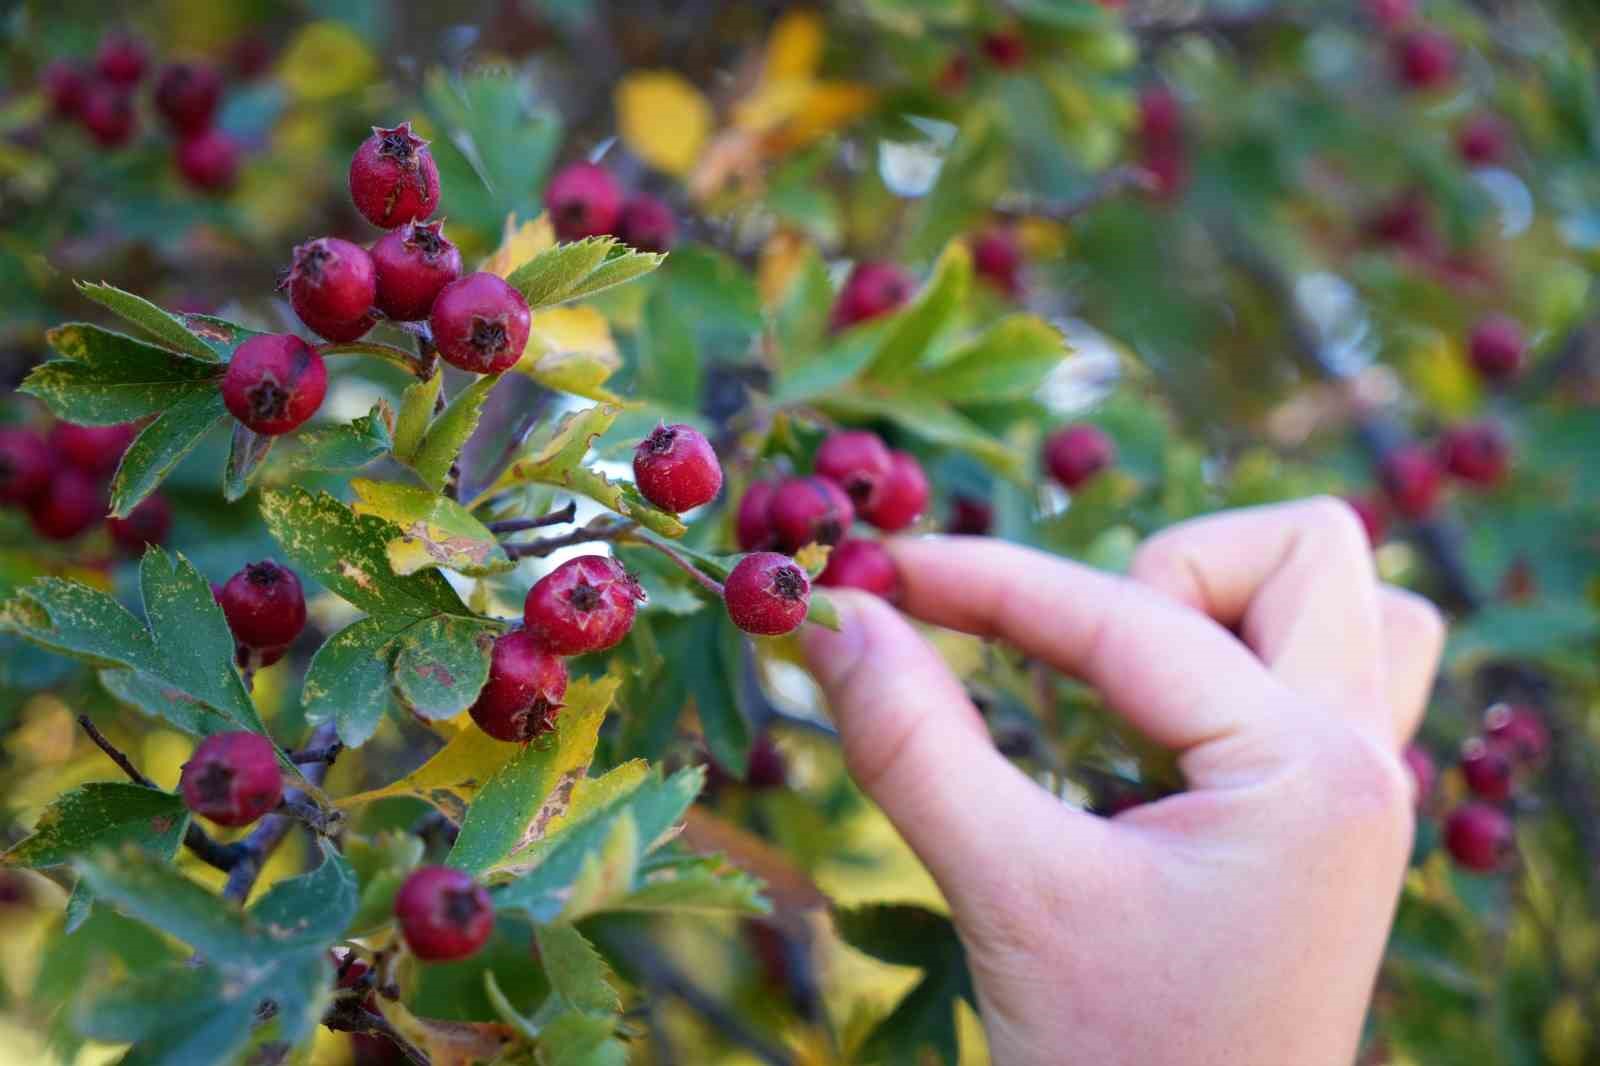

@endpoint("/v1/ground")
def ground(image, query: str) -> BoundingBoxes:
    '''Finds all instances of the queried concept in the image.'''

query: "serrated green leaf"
[472,403,620,506]
[1,578,158,671]
[394,371,443,463]
[175,313,268,361]
[74,848,250,959]
[412,372,502,492]
[221,421,273,503]
[98,669,218,737]
[689,614,753,776]
[3,783,187,869]
[110,389,229,517]
[616,851,768,915]
[391,614,498,719]
[916,315,1070,401]
[350,478,514,577]
[21,324,221,426]
[282,404,393,473]
[564,246,665,302]
[508,238,664,309]
[248,843,360,956]
[863,242,972,383]
[75,281,220,362]
[300,616,408,748]
[535,924,620,1016]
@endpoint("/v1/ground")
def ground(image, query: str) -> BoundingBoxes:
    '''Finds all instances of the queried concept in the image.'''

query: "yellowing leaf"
[277,22,378,101]
[759,230,815,306]
[480,213,556,280]
[349,479,514,578]
[379,1000,517,1066]
[337,724,521,820]
[514,306,624,402]
[519,759,649,853]
[765,10,824,81]
[615,71,713,178]
[774,83,876,151]
[1404,332,1480,420]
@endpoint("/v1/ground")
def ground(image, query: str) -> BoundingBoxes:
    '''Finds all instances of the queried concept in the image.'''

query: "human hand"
[800,499,1445,1066]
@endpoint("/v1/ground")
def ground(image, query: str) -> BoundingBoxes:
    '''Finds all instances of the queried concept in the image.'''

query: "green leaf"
[650,246,762,364]
[248,841,360,955]
[636,288,700,411]
[1008,0,1112,28]
[351,478,514,578]
[21,324,221,425]
[535,924,620,1016]
[772,244,836,367]
[836,904,975,1066]
[221,422,273,503]
[75,281,221,362]
[344,831,425,937]
[773,315,897,404]
[74,848,250,960]
[863,242,972,383]
[508,238,665,309]
[394,371,442,463]
[281,404,394,473]
[390,614,498,720]
[686,614,753,777]
[535,1010,628,1066]
[411,372,502,493]
[300,616,409,748]
[615,851,768,915]
[175,313,269,361]
[110,389,229,517]
[818,390,1023,479]
[3,783,187,869]
[806,587,842,631]
[98,668,218,737]
[916,315,1070,401]
[2,578,157,671]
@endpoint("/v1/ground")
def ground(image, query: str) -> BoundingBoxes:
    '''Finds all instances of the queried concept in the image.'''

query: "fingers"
[1380,587,1446,745]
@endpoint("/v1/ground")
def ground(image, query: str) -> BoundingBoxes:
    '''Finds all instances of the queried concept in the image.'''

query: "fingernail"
[800,593,867,690]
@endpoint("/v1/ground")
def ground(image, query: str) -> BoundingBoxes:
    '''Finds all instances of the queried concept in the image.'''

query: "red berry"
[331,947,372,991]
[78,83,137,148]
[176,129,241,193]
[1366,192,1438,255]
[725,553,811,636]
[27,470,105,541]
[744,733,788,790]
[1393,29,1456,91]
[222,334,328,436]
[972,226,1023,298]
[468,630,569,743]
[947,495,993,536]
[523,555,644,656]
[218,560,307,652]
[42,60,88,119]
[50,421,136,475]
[228,36,274,81]
[1346,494,1389,547]
[830,262,914,331]
[108,494,172,552]
[371,220,462,322]
[288,238,377,343]
[936,53,970,95]
[1444,802,1514,873]
[1468,315,1526,382]
[1138,85,1182,145]
[1365,0,1416,31]
[862,450,928,532]
[1380,445,1444,519]
[1483,703,1549,765]
[94,32,148,87]
[769,476,855,553]
[817,538,899,599]
[1402,744,1436,808]
[179,731,283,828]
[1439,421,1510,487]
[1457,114,1510,167]
[0,429,53,504]
[1141,146,1189,201]
[616,194,678,253]
[815,430,893,511]
[543,162,622,242]
[736,480,779,552]
[1044,424,1116,490]
[394,866,494,962]
[633,424,723,513]
[153,62,223,135]
[429,272,532,374]
[1460,737,1514,803]
[979,31,1026,69]
[349,123,441,230]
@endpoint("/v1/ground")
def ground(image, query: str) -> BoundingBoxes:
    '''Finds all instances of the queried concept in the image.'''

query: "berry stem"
[621,531,726,598]
[487,501,577,535]
[316,340,433,380]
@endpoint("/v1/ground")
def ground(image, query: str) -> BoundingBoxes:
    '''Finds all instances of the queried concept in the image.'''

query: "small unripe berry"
[818,538,899,599]
[94,32,149,86]
[371,220,462,322]
[288,238,378,343]
[1444,802,1514,873]
[27,470,105,541]
[1483,703,1549,766]
[1402,744,1436,808]
[153,62,223,135]
[1044,424,1115,490]
[176,129,241,193]
[1460,737,1514,803]
[79,83,137,148]
[862,450,928,532]
[769,476,855,553]
[1457,114,1510,167]
[1468,315,1526,382]
[179,731,283,828]
[830,262,914,332]
[1380,444,1444,520]
[429,272,532,374]
[222,334,328,436]
[468,630,569,743]
[523,555,643,656]
[42,61,89,119]
[544,162,622,242]
[349,123,441,230]
[108,494,172,552]
[218,560,307,653]
[979,31,1026,69]
[1345,494,1389,547]
[725,553,811,636]
[1393,29,1456,91]
[1439,421,1510,487]
[394,866,494,962]
[972,226,1023,298]
[633,424,723,513]
[736,480,779,552]
[0,429,53,504]
[51,421,136,475]
[814,430,893,510]
[947,495,993,536]
[616,194,678,253]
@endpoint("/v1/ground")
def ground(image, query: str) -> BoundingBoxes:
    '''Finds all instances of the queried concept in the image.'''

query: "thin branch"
[618,531,727,598]
[223,722,341,904]
[488,502,578,536]
[286,740,343,766]
[993,166,1156,224]
[78,714,156,787]
[504,517,633,559]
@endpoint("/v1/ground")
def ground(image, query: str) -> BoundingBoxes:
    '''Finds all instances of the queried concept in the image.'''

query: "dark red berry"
[394,866,494,962]
[1380,444,1444,520]
[523,555,644,656]
[814,430,893,511]
[371,220,462,322]
[1468,315,1526,382]
[633,424,723,513]
[744,733,788,789]
[429,272,532,374]
[862,450,928,532]
[1366,192,1438,255]
[349,123,441,230]
[288,238,377,343]
[830,262,914,331]
[947,495,993,536]
[222,334,327,436]
[1044,424,1115,490]
[179,731,283,828]
[1393,29,1456,91]
[468,630,569,743]
[1138,85,1182,145]
[1444,802,1514,873]
[0,429,53,504]
[544,162,622,242]
[725,553,811,636]
[42,60,89,119]
[108,494,172,552]
[979,31,1025,69]
[736,480,779,552]
[94,32,148,87]
[936,53,970,94]
[1365,0,1416,31]
[176,129,241,193]
[818,538,899,599]
[1402,744,1436,808]
[1439,421,1510,487]
[1483,703,1549,765]
[616,194,677,253]
[1141,145,1189,201]
[331,947,372,991]
[1457,114,1510,167]
[51,421,136,475]
[1346,494,1389,547]
[79,83,136,148]
[27,470,105,541]
[972,226,1023,298]
[154,62,223,135]
[228,36,274,81]
[218,560,307,652]
[1460,737,1514,803]
[769,476,854,553]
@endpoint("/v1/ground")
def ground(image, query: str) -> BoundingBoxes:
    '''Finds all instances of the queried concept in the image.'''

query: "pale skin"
[800,498,1445,1066]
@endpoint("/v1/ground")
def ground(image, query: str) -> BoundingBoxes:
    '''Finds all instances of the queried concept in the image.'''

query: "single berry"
[744,733,788,790]
[947,495,993,536]
[0,429,53,504]
[153,62,223,135]
[1393,29,1456,91]
[50,421,136,475]
[349,123,441,230]
[1366,192,1438,255]
[176,129,241,193]
[331,947,372,991]
[1137,85,1182,145]
[1468,315,1526,382]
[42,60,89,119]
[616,194,678,253]
[1483,703,1549,765]
[1140,145,1189,201]
[736,480,780,552]
[222,334,328,436]
[936,53,971,94]
[725,552,811,636]
[429,272,532,374]
[979,31,1026,69]
[523,555,644,656]
[972,226,1023,298]
[862,450,929,532]
[78,83,137,148]
[1402,744,1436,809]
[27,470,105,541]
[371,220,462,321]
[818,538,899,599]
[394,866,494,962]
[1444,802,1514,873]
[1439,421,1510,487]
[633,423,723,513]
[1044,424,1116,490]
[1380,444,1444,520]
[1365,0,1417,31]
[288,238,378,343]
[108,494,172,551]
[543,162,622,242]
[218,560,307,653]
[1345,494,1390,547]
[468,630,569,743]
[94,32,148,86]
[1457,114,1510,167]
[228,35,274,81]
[814,430,893,511]
[769,476,855,553]
[830,262,914,331]
[1460,738,1514,803]
[179,731,283,828]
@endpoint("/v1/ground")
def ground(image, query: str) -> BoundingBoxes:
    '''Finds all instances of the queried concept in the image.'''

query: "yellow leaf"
[513,306,624,402]
[1404,332,1481,419]
[765,10,824,81]
[775,82,877,151]
[338,723,522,820]
[276,22,378,101]
[615,70,714,178]
[759,230,814,306]
[380,1000,518,1066]
[480,213,556,280]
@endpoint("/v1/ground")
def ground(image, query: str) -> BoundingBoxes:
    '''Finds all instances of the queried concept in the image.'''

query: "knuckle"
[1312,730,1414,833]
[1299,495,1372,560]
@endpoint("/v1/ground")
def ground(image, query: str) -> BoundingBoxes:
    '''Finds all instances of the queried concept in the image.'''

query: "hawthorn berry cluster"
[0,419,170,548]
[543,161,678,252]
[41,30,244,192]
